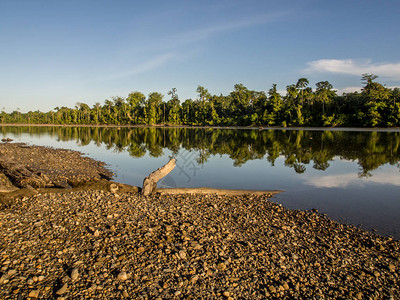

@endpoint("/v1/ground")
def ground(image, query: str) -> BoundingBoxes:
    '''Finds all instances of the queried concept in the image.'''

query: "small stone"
[388,264,395,272]
[179,250,187,259]
[190,275,199,283]
[223,291,230,297]
[110,183,119,193]
[38,276,45,282]
[122,290,129,298]
[71,268,79,281]
[117,271,128,281]
[374,271,380,277]
[28,290,40,298]
[294,283,300,291]
[94,230,100,237]
[56,283,68,295]
[269,285,276,293]
[110,225,116,232]
[0,274,8,284]
[217,262,227,271]
[283,282,289,290]
[7,269,16,276]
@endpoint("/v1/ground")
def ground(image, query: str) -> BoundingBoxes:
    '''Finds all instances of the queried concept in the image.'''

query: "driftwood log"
[141,158,282,196]
[142,158,176,196]
[0,155,53,189]
[0,153,282,198]
[156,187,282,196]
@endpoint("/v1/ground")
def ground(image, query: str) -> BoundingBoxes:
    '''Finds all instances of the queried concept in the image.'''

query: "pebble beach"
[0,143,399,299]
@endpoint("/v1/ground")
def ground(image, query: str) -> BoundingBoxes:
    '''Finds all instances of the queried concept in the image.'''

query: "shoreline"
[0,143,399,298]
[2,123,400,132]
[1,190,399,298]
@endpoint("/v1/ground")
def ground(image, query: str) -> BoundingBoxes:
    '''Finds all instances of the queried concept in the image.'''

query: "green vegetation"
[2,126,400,175]
[1,74,400,127]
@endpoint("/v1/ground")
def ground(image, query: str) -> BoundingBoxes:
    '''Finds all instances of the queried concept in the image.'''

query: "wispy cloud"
[304,172,400,188]
[105,52,175,81]
[305,59,400,79]
[163,11,289,48]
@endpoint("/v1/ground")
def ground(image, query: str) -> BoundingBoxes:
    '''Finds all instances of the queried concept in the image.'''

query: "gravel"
[0,190,399,299]
[0,143,113,188]
[0,142,399,299]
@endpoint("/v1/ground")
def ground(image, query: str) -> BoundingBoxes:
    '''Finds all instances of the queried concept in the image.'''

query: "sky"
[1,0,400,113]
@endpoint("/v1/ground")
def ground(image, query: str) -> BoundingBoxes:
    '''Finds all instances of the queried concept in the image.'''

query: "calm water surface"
[2,126,400,239]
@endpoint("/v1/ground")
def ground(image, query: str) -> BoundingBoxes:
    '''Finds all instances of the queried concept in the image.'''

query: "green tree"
[196,86,211,124]
[126,92,145,123]
[167,88,181,124]
[263,84,283,125]
[145,92,163,125]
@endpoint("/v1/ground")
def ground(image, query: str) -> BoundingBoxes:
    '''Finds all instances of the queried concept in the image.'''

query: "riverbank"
[2,123,400,132]
[0,144,399,299]
[1,191,399,299]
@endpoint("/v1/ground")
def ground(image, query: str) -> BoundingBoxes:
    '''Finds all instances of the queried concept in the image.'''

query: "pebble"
[217,262,227,271]
[56,283,68,295]
[28,290,39,298]
[117,271,128,281]
[109,183,119,193]
[179,250,187,259]
[389,264,395,272]
[70,268,79,281]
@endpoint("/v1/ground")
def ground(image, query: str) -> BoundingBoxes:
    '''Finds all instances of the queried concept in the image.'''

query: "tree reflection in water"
[2,126,400,176]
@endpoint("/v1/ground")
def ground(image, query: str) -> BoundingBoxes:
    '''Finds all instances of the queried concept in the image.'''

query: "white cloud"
[336,86,363,94]
[304,172,400,188]
[335,85,400,95]
[305,59,400,79]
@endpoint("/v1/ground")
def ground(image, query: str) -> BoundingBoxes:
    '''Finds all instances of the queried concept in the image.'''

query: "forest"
[1,74,400,128]
[2,126,400,176]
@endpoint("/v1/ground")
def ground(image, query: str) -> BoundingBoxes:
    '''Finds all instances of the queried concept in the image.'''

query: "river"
[2,125,400,239]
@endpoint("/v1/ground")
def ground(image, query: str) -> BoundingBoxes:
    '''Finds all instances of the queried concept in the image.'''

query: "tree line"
[1,74,400,127]
[3,126,400,175]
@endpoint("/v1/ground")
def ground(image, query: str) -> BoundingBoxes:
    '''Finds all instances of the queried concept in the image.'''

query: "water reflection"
[2,125,400,239]
[304,170,400,188]
[2,126,400,176]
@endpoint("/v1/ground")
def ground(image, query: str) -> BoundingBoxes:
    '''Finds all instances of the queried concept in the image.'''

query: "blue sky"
[1,0,400,112]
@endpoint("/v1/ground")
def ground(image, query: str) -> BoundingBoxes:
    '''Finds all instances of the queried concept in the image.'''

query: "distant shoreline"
[1,123,400,132]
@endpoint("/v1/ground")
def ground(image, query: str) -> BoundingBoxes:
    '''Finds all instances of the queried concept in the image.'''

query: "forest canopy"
[1,74,400,128]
